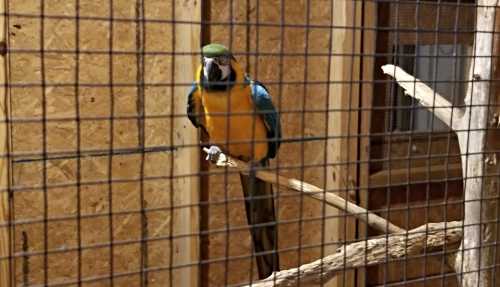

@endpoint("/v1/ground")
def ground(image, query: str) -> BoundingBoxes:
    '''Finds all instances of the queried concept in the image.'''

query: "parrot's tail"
[239,161,279,279]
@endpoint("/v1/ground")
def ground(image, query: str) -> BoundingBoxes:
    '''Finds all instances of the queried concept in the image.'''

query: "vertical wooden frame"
[172,0,201,286]
[357,1,377,287]
[0,0,9,284]
[327,1,363,287]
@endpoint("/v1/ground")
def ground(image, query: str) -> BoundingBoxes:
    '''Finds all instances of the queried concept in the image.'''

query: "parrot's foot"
[203,145,222,163]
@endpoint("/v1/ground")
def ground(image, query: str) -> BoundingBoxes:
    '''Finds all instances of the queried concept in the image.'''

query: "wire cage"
[0,0,499,287]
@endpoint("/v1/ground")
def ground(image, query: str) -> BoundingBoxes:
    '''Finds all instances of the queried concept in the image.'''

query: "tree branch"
[246,221,463,287]
[454,1,498,287]
[381,64,464,130]
[381,3,499,286]
[203,148,405,234]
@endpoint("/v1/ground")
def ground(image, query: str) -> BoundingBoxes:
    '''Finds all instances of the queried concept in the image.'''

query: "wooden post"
[0,0,10,284]
[327,1,363,287]
[358,1,377,287]
[172,0,200,286]
[489,5,500,286]
[454,2,498,286]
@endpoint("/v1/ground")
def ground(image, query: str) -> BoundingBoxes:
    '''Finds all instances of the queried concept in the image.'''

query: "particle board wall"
[6,0,198,286]
[206,1,355,286]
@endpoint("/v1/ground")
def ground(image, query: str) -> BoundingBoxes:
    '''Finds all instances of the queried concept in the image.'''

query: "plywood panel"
[6,0,198,286]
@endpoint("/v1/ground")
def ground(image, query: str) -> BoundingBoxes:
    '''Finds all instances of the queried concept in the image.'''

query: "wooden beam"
[0,0,10,284]
[358,1,377,286]
[369,163,462,187]
[199,0,210,286]
[172,1,201,286]
[328,2,363,287]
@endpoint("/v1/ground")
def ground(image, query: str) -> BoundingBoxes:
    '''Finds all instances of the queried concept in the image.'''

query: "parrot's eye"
[214,56,231,66]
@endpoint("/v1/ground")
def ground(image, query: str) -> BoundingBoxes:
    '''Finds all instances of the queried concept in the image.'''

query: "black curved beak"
[205,61,222,82]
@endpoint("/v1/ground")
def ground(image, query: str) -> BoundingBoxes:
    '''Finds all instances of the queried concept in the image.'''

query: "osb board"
[207,0,345,285]
[7,0,197,286]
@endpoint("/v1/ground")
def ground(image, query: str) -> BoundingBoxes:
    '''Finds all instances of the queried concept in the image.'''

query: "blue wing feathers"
[250,82,281,159]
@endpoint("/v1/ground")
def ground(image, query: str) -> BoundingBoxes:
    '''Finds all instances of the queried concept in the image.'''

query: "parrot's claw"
[203,145,222,163]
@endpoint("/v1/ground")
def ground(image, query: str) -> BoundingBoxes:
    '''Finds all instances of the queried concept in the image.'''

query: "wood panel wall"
[2,0,199,286]
[4,1,482,287]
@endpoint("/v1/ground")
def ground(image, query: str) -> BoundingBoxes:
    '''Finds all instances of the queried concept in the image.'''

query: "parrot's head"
[201,43,235,83]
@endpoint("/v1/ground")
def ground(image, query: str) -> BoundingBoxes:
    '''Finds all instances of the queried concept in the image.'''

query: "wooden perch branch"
[203,148,404,234]
[381,64,464,130]
[246,221,463,287]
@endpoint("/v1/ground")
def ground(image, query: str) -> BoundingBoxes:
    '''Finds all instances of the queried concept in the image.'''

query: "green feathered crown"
[201,43,235,59]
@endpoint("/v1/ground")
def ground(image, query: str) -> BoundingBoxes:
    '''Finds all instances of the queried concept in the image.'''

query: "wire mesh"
[0,0,498,287]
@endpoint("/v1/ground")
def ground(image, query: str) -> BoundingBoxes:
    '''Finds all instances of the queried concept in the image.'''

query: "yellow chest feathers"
[199,86,269,161]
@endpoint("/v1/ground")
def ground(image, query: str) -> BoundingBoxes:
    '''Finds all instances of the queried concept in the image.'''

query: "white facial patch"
[218,63,231,80]
[203,57,231,80]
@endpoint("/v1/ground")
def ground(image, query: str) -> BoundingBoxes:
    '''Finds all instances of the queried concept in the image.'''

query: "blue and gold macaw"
[187,43,281,279]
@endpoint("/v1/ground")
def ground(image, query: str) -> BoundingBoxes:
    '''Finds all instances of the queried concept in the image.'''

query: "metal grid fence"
[0,0,499,287]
